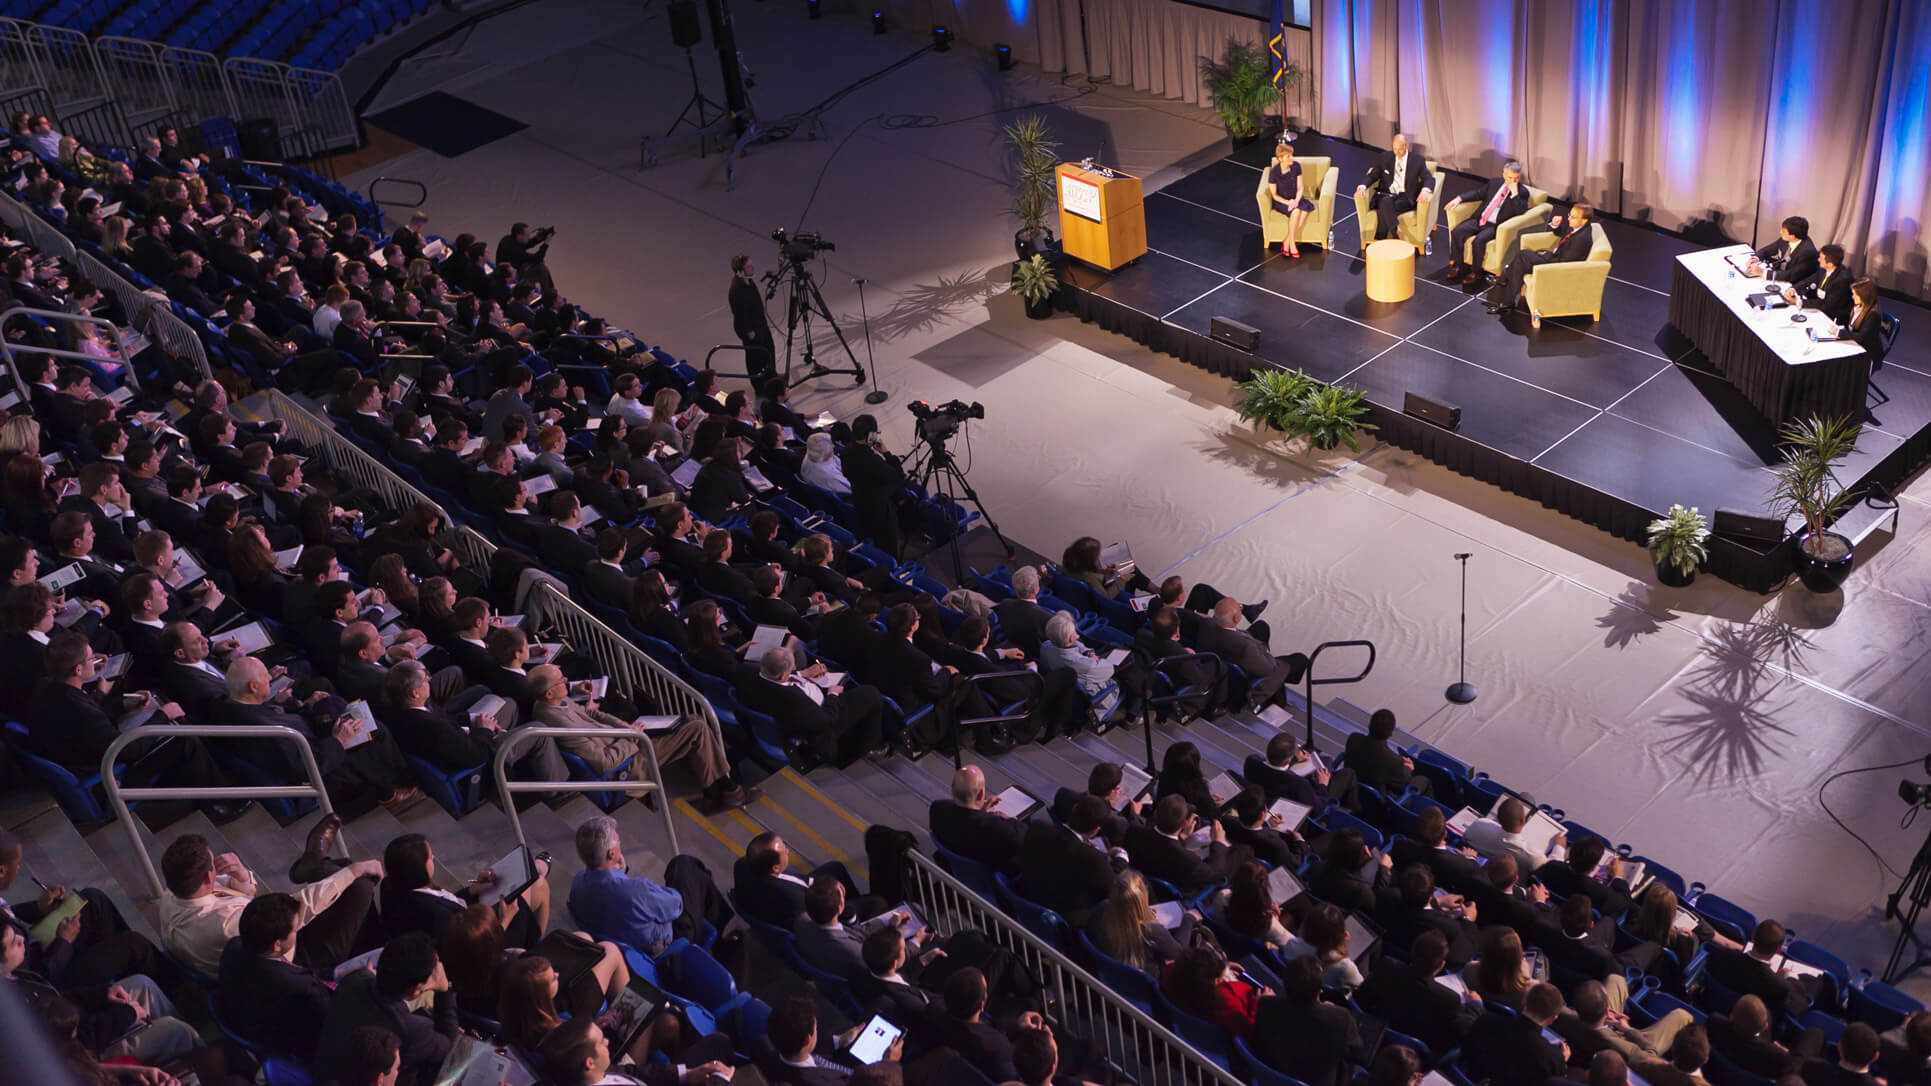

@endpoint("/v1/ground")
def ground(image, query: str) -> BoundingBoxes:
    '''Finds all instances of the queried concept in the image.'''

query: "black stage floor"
[1061,131,1931,591]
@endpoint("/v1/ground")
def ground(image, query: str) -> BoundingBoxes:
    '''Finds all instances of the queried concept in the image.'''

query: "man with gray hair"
[929,765,1026,869]
[1193,597,1307,710]
[1445,159,1533,283]
[993,564,1054,661]
[212,655,419,816]
[379,658,568,782]
[733,646,886,765]
[568,815,685,953]
[1038,611,1120,719]
[527,663,754,810]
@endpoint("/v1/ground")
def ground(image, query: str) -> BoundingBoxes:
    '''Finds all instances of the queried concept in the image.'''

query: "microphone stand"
[853,277,887,405]
[1445,552,1477,704]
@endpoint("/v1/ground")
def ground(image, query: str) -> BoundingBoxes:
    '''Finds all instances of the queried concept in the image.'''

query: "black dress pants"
[1371,193,1417,239]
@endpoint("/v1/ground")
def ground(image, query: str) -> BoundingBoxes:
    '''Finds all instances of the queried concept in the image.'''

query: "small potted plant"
[1004,114,1059,260]
[1199,39,1280,144]
[1232,367,1313,431]
[1769,414,1860,592]
[1011,254,1059,319]
[1646,504,1709,587]
[1286,382,1378,452]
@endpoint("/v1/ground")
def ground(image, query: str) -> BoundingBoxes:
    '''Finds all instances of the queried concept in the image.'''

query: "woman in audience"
[370,502,455,579]
[1365,1044,1423,1086]
[592,415,634,477]
[1306,828,1390,913]
[688,414,729,463]
[909,593,953,658]
[1155,741,1219,818]
[378,833,554,948]
[198,493,240,568]
[689,438,750,523]
[1160,937,1268,1036]
[800,431,851,495]
[100,215,132,262]
[1279,902,1361,992]
[228,519,288,617]
[682,599,741,678]
[1210,861,1294,950]
[497,954,563,1053]
[1626,884,1736,986]
[0,415,39,457]
[298,492,363,566]
[1062,535,1151,599]
[1092,870,1191,972]
[416,576,459,644]
[643,386,691,454]
[368,552,421,619]
[631,570,688,651]
[1463,926,1539,1010]
[3,452,60,538]
[440,903,517,1020]
[69,320,123,377]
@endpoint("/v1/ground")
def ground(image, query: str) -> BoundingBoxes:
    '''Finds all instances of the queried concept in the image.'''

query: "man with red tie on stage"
[1485,202,1596,316]
[1445,160,1530,284]
[1356,132,1433,241]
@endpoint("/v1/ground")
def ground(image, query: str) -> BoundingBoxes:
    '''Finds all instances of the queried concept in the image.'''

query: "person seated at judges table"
[528,663,758,811]
[1840,277,1889,366]
[1445,159,1531,283]
[1780,242,1854,324]
[1747,215,1819,283]
[1485,202,1597,316]
[1266,138,1318,257]
[1356,132,1434,242]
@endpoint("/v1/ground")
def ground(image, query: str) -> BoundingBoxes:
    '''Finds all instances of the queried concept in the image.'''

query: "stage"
[1061,132,1931,592]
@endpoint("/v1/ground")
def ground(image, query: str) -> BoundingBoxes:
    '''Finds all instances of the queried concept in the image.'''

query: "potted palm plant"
[1004,114,1059,260]
[1232,367,1314,431]
[1011,254,1059,319]
[1199,40,1279,144]
[1286,382,1377,452]
[1646,504,1710,587]
[1768,414,1860,592]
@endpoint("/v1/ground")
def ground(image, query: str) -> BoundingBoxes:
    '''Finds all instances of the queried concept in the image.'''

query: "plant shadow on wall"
[1595,582,1678,649]
[1653,618,1814,784]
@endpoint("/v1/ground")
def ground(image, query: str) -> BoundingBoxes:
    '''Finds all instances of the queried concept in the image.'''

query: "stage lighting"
[995,43,1012,70]
[932,25,951,51]
[871,10,885,33]
[806,0,820,18]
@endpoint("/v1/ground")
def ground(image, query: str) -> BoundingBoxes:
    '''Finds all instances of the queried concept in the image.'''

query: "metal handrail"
[0,304,141,396]
[490,726,675,855]
[1300,638,1376,749]
[948,669,1043,770]
[900,849,1241,1086]
[102,724,339,899]
[369,176,427,209]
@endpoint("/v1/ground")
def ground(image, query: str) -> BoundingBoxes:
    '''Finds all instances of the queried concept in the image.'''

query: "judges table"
[1669,246,1870,427]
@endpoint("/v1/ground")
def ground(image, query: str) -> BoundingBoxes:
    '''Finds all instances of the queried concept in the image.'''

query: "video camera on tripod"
[772,227,836,266]
[907,399,984,446]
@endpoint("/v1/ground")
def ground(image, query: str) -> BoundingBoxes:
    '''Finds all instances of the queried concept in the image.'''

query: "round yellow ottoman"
[1364,238,1416,303]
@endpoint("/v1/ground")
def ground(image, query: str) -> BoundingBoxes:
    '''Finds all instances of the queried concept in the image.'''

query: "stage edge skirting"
[1061,284,1812,594]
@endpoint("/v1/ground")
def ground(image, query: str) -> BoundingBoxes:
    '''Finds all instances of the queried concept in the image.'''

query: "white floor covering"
[343,0,1931,986]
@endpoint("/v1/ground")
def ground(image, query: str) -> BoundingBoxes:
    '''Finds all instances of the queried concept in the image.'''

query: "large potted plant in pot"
[1286,382,1378,452]
[1646,504,1709,587]
[1004,114,1059,260]
[1011,254,1059,319]
[1199,40,1278,144]
[1232,367,1314,431]
[1769,414,1860,592]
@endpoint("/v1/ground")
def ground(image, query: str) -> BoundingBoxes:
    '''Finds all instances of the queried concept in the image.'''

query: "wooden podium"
[1056,162,1146,271]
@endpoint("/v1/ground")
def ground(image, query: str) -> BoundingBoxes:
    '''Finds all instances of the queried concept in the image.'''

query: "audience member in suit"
[1878,1012,1931,1086]
[992,566,1055,660]
[794,875,879,979]
[1536,893,1620,985]
[1485,202,1598,315]
[1445,160,1533,282]
[1702,919,1826,1021]
[747,565,829,641]
[929,766,1027,871]
[695,529,757,603]
[1356,930,1484,1055]
[1753,215,1821,283]
[1374,863,1478,967]
[1553,977,1694,1069]
[1344,708,1432,797]
[536,491,600,572]
[215,655,416,819]
[1220,786,1308,871]
[1254,954,1365,1086]
[1193,596,1304,709]
[312,931,459,1086]
[157,621,237,718]
[1243,731,1360,812]
[841,414,907,559]
[815,593,883,673]
[1305,828,1390,915]
[1017,795,1123,927]
[1132,605,1222,719]
[1634,1025,1714,1086]
[1781,242,1854,324]
[1710,995,1821,1080]
[854,925,940,1028]
[1464,981,1571,1086]
[926,967,1044,1084]
[1356,132,1434,241]
[864,602,958,717]
[1536,836,1634,921]
[582,530,639,603]
[1465,853,1555,942]
[732,832,873,931]
[734,647,887,765]
[214,893,336,1061]
[1051,762,1145,850]
[1388,805,1487,895]
[756,993,870,1085]
[1124,795,1232,895]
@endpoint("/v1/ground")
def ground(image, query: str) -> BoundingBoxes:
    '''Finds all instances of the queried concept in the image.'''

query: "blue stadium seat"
[1076,929,1156,1015]
[403,753,485,816]
[1848,981,1924,1032]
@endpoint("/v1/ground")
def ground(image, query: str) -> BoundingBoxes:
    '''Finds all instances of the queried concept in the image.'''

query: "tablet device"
[477,845,540,907]
[993,786,1039,820]
[846,1014,904,1065]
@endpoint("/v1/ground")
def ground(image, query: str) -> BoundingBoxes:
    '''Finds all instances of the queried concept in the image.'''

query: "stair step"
[14,805,159,950]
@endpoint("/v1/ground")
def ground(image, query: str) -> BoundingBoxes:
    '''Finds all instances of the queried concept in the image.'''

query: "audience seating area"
[0,103,1926,1086]
[0,0,435,70]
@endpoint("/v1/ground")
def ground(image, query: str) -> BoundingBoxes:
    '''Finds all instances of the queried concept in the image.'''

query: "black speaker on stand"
[665,0,722,137]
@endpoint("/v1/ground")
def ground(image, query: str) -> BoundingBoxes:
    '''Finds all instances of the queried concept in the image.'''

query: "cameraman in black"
[496,221,555,293]
[728,253,775,385]
[845,413,907,560]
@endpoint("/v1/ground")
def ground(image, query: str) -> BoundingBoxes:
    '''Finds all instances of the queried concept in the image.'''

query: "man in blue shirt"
[568,816,684,954]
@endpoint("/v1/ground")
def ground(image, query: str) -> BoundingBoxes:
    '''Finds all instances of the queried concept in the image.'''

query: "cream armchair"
[1354,159,1446,254]
[1520,222,1614,328]
[1442,184,1551,275]
[1255,156,1339,251]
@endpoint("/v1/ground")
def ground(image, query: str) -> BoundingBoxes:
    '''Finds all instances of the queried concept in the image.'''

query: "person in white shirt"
[1461,795,1567,873]
[1038,610,1118,717]
[157,829,382,976]
[799,432,852,495]
[313,284,348,339]
[606,374,652,426]
[540,1014,738,1085]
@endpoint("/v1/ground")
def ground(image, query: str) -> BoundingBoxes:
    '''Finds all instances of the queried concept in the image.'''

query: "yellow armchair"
[1520,222,1614,328]
[1442,184,1551,274]
[1255,156,1339,251]
[1354,159,1446,254]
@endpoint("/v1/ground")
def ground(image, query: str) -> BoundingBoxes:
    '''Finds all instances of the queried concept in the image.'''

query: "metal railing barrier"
[0,305,142,397]
[102,724,341,899]
[1300,639,1376,750]
[368,176,427,209]
[900,849,1241,1086]
[491,727,676,855]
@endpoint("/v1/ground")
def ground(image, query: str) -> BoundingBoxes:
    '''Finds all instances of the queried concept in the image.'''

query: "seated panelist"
[1355,132,1433,242]
[1266,138,1318,258]
[1484,203,1596,316]
[1748,215,1818,283]
[1781,243,1853,325]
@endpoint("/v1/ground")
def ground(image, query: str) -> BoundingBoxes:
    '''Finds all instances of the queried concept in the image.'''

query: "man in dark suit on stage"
[1485,202,1597,315]
[729,254,776,385]
[1446,160,1531,282]
[1751,215,1819,284]
[1356,132,1434,241]
[1782,242,1853,324]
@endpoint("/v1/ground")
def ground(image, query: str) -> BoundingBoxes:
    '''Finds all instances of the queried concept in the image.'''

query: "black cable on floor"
[1818,754,1927,881]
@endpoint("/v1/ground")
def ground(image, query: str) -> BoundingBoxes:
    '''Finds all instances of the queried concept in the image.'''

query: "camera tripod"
[1884,819,1931,981]
[902,435,1016,582]
[767,255,868,392]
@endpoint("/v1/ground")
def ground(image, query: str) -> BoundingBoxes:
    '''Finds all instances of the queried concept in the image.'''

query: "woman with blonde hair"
[100,214,132,259]
[1092,870,1191,971]
[0,415,40,458]
[1265,138,1317,258]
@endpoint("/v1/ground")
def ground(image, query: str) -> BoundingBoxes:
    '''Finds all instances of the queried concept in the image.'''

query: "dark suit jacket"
[1223,818,1302,871]
[1534,860,1633,920]
[1374,894,1477,966]
[537,522,598,573]
[1342,732,1413,797]
[1194,620,1287,700]
[1363,151,1431,204]
[1757,235,1821,284]
[216,938,333,1059]
[162,659,231,718]
[1388,837,1487,895]
[815,608,878,671]
[929,800,1027,870]
[1702,944,1811,1019]
[1357,957,1481,1054]
[1711,1014,1806,1079]
[697,560,757,604]
[1534,924,1622,982]
[1466,879,1554,938]
[335,657,390,704]
[211,696,345,781]
[1636,1061,1712,1086]
[1123,822,1229,894]
[734,672,839,749]
[1242,753,1331,808]
[25,680,121,772]
[992,597,1053,658]
[313,972,457,1084]
[227,322,292,369]
[1789,264,1853,324]
[384,703,494,771]
[923,1010,1017,1084]
[1017,820,1117,926]
[748,594,817,641]
[1464,1010,1569,1086]
[581,560,637,605]
[1463,177,1532,227]
[733,857,809,928]
[1253,997,1363,1086]
[866,635,948,711]
[59,495,136,562]
[794,919,867,979]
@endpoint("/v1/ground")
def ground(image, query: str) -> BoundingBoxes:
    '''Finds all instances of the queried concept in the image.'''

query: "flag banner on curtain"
[1268,0,1290,90]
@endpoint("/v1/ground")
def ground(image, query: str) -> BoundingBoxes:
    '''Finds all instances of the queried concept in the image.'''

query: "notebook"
[1205,771,1242,807]
[468,695,509,725]
[1267,864,1305,903]
[1150,900,1187,930]
[670,459,702,488]
[631,715,683,734]
[994,786,1039,819]
[747,624,790,659]
[1445,806,1483,835]
[572,675,610,702]
[1097,541,1135,575]
[339,699,380,750]
[475,844,540,907]
[1290,750,1326,778]
[433,1034,537,1086]
[860,903,927,944]
[221,621,274,657]
[1117,762,1155,805]
[1267,798,1313,830]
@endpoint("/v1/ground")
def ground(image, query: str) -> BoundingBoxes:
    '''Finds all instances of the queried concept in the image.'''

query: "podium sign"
[1055,162,1146,271]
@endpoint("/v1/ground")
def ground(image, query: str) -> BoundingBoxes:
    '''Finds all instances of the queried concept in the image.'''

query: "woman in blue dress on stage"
[1266,139,1316,258]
